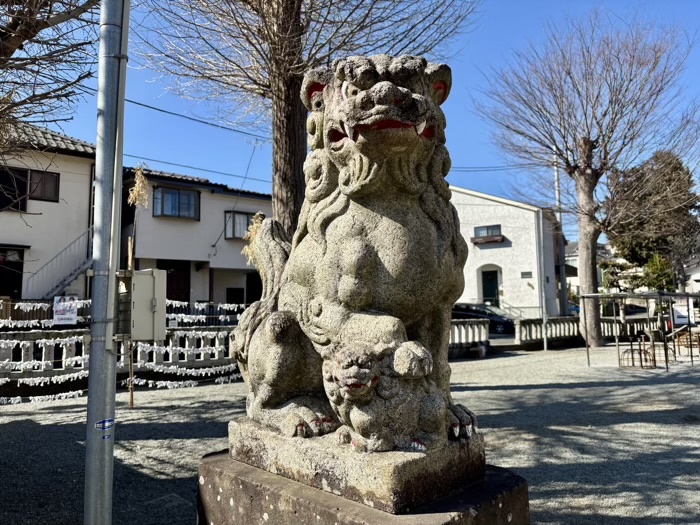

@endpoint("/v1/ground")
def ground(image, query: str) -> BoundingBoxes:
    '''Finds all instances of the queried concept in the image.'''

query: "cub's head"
[301,55,451,197]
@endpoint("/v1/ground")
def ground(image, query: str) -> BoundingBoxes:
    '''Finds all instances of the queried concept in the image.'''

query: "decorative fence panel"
[448,320,489,359]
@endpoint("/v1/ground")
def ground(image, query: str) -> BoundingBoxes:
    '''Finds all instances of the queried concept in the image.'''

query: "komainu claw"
[410,438,427,452]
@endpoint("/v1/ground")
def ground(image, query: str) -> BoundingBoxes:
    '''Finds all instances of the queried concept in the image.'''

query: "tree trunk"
[270,0,306,237]
[576,174,603,346]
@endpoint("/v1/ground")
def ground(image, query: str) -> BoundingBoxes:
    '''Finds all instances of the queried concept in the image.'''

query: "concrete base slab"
[197,451,530,525]
[229,417,485,514]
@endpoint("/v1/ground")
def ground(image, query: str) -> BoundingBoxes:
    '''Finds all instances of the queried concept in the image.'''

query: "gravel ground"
[1,345,699,525]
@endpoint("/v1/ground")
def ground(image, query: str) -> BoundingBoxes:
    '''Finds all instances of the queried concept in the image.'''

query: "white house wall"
[541,215,559,315]
[0,151,93,298]
[451,187,559,318]
[190,262,210,302]
[212,270,247,304]
[134,187,271,270]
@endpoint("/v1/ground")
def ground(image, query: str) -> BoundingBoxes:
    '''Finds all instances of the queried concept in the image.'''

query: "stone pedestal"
[197,451,530,525]
[229,417,486,514]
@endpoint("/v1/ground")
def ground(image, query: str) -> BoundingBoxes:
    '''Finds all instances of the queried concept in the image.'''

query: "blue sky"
[52,0,700,239]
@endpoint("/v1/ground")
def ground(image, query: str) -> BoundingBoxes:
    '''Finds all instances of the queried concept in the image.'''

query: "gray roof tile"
[15,123,96,157]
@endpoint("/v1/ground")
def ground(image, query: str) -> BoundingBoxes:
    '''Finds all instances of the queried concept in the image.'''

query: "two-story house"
[0,125,95,299]
[122,168,272,304]
[1,125,272,303]
[450,186,565,318]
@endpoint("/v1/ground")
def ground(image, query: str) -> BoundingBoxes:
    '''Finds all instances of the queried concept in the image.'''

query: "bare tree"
[477,10,699,345]
[1,0,99,211]
[136,0,479,235]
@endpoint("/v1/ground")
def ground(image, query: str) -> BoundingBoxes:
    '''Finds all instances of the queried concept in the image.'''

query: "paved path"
[1,346,699,525]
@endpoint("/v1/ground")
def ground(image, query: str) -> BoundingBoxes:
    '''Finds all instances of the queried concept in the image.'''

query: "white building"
[122,168,272,304]
[0,125,95,299]
[450,186,565,318]
[564,241,613,296]
[0,126,272,303]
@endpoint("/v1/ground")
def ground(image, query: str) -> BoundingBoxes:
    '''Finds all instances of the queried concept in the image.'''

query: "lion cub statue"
[233,55,476,452]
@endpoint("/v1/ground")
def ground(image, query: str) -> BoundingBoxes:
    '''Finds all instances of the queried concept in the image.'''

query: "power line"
[210,144,259,256]
[122,153,270,184]
[84,86,269,141]
[450,163,540,173]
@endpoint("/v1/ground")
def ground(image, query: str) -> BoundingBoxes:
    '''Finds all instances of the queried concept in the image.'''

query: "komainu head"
[301,55,452,199]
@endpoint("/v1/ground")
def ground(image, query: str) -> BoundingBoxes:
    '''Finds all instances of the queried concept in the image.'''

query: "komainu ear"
[301,67,334,111]
[425,63,452,105]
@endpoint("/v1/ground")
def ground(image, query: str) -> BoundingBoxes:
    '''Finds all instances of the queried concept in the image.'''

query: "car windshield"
[485,305,510,317]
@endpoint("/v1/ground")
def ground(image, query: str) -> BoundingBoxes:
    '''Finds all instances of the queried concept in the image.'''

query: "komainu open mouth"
[330,119,432,145]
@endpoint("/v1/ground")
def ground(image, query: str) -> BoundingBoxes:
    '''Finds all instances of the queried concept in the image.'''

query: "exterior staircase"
[25,226,93,299]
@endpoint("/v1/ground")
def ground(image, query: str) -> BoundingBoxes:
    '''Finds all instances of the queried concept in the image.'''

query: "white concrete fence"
[449,319,490,347]
[513,316,660,345]
[1,320,491,382]
[0,326,234,378]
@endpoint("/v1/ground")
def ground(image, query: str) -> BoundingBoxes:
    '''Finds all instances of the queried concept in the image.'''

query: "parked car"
[452,303,516,335]
[604,302,648,316]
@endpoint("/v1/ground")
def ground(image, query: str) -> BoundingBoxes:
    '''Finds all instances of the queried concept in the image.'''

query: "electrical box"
[117,269,167,341]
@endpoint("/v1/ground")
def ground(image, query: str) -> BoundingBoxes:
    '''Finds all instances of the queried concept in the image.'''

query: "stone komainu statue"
[233,55,476,452]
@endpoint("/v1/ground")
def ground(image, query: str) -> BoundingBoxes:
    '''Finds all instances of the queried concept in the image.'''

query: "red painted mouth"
[330,119,432,145]
[357,119,414,131]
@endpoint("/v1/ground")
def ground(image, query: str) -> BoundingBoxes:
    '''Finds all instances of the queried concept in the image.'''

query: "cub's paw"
[393,341,433,378]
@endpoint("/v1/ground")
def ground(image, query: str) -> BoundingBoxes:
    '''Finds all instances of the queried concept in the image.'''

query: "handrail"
[25,226,93,299]
[499,300,526,319]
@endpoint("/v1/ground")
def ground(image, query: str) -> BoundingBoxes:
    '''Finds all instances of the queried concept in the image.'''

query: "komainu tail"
[233,215,291,371]
[242,214,291,302]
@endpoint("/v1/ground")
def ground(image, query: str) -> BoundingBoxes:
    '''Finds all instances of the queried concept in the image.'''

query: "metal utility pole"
[84,0,130,524]
[554,151,568,316]
[537,209,549,351]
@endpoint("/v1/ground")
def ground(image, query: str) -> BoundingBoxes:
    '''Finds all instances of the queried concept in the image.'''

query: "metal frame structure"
[580,291,698,370]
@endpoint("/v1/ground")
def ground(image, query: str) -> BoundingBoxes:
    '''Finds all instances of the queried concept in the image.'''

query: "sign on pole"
[672,297,696,326]
[53,295,79,325]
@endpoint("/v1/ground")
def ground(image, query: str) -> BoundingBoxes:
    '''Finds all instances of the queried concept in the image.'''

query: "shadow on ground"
[451,359,700,525]
[0,396,246,525]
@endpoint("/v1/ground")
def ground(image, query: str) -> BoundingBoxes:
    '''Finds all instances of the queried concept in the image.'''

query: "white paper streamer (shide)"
[0,396,22,405]
[170,330,227,339]
[0,378,11,386]
[1,359,51,371]
[29,390,84,404]
[165,313,206,323]
[129,378,198,389]
[17,370,89,387]
[0,319,40,329]
[214,374,241,384]
[14,302,51,312]
[0,340,32,351]
[135,342,225,355]
[166,300,188,307]
[135,362,238,377]
[36,336,83,348]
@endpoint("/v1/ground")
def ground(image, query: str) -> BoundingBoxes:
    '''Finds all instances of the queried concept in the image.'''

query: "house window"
[225,211,255,239]
[28,170,59,202]
[153,187,200,220]
[474,225,502,237]
[0,167,29,212]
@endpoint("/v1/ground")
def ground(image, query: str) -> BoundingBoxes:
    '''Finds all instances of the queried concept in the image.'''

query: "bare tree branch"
[1,0,98,212]
[134,0,480,233]
[477,9,700,344]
